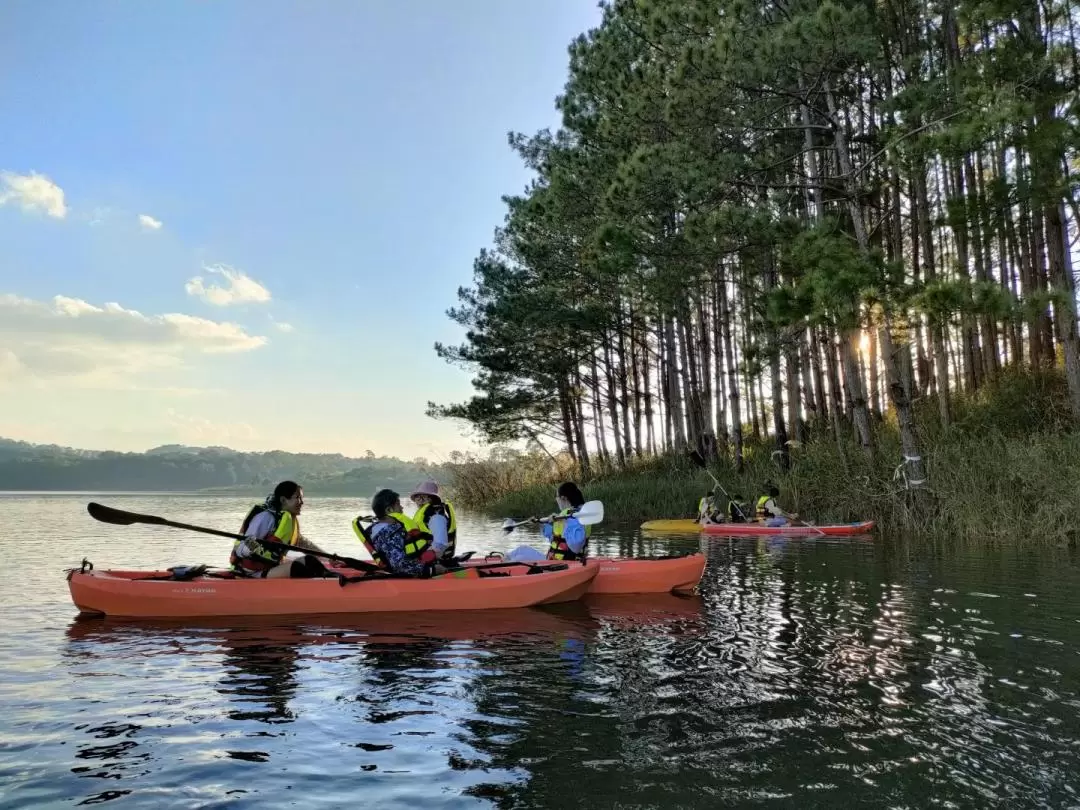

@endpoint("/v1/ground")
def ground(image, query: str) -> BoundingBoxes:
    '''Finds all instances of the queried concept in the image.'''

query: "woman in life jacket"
[230,480,332,578]
[409,479,457,564]
[755,483,792,527]
[361,488,443,577]
[543,481,591,562]
[697,490,719,523]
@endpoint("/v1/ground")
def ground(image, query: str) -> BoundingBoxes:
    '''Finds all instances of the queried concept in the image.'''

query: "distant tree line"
[0,438,435,493]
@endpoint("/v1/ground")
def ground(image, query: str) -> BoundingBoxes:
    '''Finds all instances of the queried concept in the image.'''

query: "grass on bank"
[443,369,1080,546]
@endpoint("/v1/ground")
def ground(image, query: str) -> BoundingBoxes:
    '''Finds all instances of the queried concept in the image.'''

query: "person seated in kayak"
[755,484,792,527]
[728,494,749,523]
[544,481,591,561]
[409,479,457,565]
[697,490,721,523]
[230,481,332,578]
[356,488,443,577]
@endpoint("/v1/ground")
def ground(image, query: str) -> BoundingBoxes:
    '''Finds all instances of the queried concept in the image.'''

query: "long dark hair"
[557,481,585,508]
[267,480,300,511]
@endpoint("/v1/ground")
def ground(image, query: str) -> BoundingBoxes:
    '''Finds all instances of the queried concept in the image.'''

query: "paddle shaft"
[86,502,384,574]
[689,451,751,523]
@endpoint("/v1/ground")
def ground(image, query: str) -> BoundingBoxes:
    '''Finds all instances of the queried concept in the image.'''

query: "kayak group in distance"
[697,482,794,528]
[228,478,594,580]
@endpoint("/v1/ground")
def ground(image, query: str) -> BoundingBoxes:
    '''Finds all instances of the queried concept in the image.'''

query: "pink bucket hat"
[409,479,440,498]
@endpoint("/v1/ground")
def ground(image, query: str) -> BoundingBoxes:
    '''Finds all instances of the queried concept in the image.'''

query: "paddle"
[688,451,751,523]
[687,452,825,535]
[501,500,605,533]
[86,502,388,575]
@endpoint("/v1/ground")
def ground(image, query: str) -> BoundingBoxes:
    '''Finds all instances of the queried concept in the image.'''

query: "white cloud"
[138,214,163,231]
[272,320,295,333]
[0,292,266,387]
[0,171,67,218]
[185,264,271,306]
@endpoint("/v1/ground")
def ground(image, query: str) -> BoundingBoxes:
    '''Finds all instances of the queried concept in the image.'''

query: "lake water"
[3,492,1080,808]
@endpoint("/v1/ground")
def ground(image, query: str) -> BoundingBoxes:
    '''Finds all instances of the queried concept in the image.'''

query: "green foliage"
[430,0,1080,521]
[480,370,1080,545]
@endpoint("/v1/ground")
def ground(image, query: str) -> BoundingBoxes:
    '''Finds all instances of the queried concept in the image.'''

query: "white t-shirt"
[761,498,784,517]
[242,510,302,560]
[426,512,449,554]
[245,510,277,539]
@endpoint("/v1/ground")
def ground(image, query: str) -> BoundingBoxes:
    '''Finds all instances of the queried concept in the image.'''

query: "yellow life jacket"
[230,505,299,573]
[547,508,592,561]
[756,494,771,519]
[352,516,385,568]
[355,511,436,571]
[413,500,458,560]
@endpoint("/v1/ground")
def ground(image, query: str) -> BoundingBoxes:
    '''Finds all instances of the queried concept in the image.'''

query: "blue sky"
[0,0,601,459]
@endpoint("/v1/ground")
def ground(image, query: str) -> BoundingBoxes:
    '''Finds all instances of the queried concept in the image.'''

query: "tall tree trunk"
[589,353,611,467]
[628,305,644,456]
[602,337,625,467]
[912,167,952,426]
[571,368,590,475]
[558,375,577,464]
[719,276,744,471]
[662,315,686,449]
[825,77,924,481]
[616,316,634,460]
[712,275,729,453]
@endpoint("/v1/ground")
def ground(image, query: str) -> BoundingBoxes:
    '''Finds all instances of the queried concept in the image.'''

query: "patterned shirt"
[370,520,426,577]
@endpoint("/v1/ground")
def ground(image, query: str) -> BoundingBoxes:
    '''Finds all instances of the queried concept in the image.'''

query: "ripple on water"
[5,495,1080,807]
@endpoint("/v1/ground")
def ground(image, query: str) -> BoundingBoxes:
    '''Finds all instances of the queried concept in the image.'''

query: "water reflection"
[10,492,1080,806]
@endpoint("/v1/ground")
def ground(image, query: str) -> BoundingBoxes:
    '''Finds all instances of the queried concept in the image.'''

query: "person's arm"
[561,518,587,554]
[244,511,275,540]
[765,498,790,518]
[295,534,328,554]
[540,519,555,541]
[428,512,449,555]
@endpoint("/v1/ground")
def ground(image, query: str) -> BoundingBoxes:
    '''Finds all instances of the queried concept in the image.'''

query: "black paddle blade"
[87,502,167,526]
[688,450,706,468]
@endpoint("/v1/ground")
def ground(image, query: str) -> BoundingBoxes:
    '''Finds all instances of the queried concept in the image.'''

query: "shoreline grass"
[444,369,1080,546]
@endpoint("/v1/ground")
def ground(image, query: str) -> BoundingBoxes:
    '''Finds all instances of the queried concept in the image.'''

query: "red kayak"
[700,520,875,536]
[457,552,706,595]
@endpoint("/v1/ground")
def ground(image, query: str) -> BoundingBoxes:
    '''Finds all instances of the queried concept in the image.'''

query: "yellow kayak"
[640,518,701,532]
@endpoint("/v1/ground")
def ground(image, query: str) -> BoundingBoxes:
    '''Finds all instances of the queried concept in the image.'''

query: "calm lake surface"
[3,492,1080,808]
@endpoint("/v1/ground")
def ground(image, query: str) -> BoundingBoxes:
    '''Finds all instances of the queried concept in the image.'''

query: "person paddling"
[544,482,592,561]
[230,481,332,578]
[728,494,749,524]
[755,484,792,527]
[697,490,720,524]
[354,488,443,577]
[505,481,593,563]
[409,479,458,564]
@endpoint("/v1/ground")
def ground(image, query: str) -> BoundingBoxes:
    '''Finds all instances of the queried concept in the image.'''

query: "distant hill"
[0,437,440,494]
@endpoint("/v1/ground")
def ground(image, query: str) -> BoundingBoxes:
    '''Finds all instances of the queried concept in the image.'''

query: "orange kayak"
[66,562,598,618]
[454,552,706,595]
